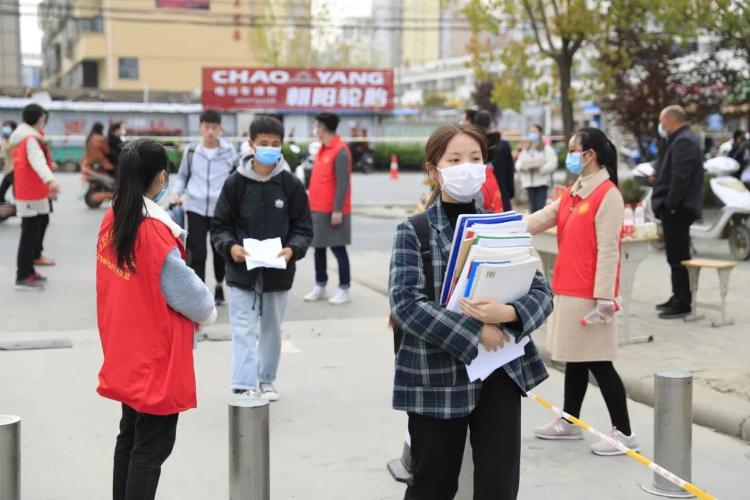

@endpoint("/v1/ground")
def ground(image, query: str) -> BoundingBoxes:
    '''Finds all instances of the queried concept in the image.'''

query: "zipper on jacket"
[205,158,211,217]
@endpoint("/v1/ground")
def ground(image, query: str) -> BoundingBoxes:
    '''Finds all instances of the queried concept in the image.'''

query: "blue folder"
[440,212,523,305]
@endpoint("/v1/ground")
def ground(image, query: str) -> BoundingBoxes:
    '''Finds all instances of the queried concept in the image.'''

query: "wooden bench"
[682,258,737,327]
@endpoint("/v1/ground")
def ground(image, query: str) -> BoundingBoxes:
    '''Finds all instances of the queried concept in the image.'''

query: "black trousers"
[563,361,632,436]
[314,246,351,288]
[16,214,48,281]
[661,209,694,307]
[405,369,521,500]
[113,404,178,500]
[186,211,225,284]
[0,172,12,203]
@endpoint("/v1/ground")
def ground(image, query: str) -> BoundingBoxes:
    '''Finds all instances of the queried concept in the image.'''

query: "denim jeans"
[314,246,350,289]
[526,186,549,213]
[228,286,289,391]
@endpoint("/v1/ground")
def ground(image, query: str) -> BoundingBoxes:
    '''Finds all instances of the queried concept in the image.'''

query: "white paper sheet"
[466,336,530,382]
[242,237,287,271]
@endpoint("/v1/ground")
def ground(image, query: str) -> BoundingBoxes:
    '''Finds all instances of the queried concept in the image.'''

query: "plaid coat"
[389,199,552,419]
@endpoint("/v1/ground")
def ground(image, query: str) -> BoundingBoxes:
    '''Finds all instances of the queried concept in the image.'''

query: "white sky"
[20,0,372,58]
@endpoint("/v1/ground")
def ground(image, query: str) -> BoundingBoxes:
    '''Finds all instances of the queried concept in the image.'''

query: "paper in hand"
[242,237,287,271]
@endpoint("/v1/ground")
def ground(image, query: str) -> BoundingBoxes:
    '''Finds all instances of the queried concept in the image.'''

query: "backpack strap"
[185,144,197,186]
[392,211,434,354]
[408,211,435,302]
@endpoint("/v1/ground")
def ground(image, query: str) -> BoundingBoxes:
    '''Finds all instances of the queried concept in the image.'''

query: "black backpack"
[392,212,434,354]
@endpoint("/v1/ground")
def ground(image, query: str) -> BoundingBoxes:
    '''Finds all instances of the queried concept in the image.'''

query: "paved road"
[2,316,747,499]
[1,172,748,499]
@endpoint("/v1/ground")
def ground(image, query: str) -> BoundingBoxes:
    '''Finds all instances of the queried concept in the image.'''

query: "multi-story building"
[0,0,23,88]
[371,0,403,69]
[39,0,311,92]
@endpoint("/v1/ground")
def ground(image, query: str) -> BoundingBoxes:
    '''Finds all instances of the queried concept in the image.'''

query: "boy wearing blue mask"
[211,116,313,401]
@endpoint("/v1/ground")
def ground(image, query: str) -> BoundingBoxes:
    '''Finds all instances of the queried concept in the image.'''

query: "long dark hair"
[424,124,488,207]
[108,122,122,139]
[87,122,104,143]
[112,139,169,271]
[574,127,619,186]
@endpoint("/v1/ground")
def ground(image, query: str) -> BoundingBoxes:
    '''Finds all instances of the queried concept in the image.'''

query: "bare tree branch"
[571,34,584,54]
[537,0,559,53]
[521,0,554,58]
[550,0,561,19]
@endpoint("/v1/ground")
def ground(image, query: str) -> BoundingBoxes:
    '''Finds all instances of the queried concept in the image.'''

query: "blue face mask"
[153,188,167,203]
[565,152,583,175]
[528,132,541,142]
[255,146,282,166]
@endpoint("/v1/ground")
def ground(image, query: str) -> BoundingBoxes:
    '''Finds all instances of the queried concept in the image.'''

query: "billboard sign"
[202,67,395,112]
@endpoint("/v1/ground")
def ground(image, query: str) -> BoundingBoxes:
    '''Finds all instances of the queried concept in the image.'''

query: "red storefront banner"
[202,67,395,112]
[156,0,210,9]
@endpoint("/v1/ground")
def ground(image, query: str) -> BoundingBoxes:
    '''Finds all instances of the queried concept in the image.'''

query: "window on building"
[119,58,138,80]
[80,15,103,33]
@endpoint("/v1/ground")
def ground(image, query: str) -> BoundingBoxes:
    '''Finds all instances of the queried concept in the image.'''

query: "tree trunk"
[558,55,575,141]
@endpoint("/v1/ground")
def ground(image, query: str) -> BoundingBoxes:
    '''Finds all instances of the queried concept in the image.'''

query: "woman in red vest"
[527,128,639,455]
[9,104,60,290]
[304,112,353,305]
[96,139,216,500]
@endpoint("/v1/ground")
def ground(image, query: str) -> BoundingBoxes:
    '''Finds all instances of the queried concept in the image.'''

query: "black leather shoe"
[655,298,674,311]
[658,306,691,319]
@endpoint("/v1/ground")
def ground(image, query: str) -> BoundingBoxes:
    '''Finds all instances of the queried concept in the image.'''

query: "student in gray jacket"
[170,110,238,305]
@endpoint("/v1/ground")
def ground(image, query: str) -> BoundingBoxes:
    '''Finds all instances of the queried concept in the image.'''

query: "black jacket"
[652,125,704,220]
[487,132,515,212]
[211,168,313,293]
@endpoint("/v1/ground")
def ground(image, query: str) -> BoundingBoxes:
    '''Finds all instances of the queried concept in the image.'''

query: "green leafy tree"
[464,0,601,139]
[423,92,448,109]
[593,0,734,159]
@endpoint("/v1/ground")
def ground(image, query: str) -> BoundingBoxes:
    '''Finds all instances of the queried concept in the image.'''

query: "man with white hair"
[651,105,704,319]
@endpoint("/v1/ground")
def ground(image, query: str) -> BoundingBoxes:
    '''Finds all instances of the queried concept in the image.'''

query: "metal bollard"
[229,398,270,500]
[641,370,694,498]
[0,415,21,500]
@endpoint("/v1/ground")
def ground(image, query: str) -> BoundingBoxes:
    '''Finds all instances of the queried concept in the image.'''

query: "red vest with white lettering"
[96,209,196,415]
[12,136,52,200]
[551,180,621,299]
[308,135,352,214]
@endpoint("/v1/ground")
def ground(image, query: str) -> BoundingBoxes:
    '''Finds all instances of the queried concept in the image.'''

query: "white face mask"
[438,162,486,203]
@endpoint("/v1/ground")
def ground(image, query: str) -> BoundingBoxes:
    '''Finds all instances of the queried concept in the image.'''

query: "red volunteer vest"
[481,165,503,213]
[12,136,52,200]
[552,180,621,299]
[96,209,196,415]
[308,135,352,214]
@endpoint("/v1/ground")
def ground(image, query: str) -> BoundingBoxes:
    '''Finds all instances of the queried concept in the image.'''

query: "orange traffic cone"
[390,154,399,180]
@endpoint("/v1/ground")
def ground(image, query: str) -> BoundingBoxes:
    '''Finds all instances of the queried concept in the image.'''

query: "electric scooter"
[82,162,116,209]
[634,157,750,260]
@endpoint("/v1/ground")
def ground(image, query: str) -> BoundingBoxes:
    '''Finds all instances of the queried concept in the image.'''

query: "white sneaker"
[258,382,280,401]
[328,287,350,305]
[303,285,327,302]
[590,427,640,456]
[534,417,584,440]
[238,388,262,399]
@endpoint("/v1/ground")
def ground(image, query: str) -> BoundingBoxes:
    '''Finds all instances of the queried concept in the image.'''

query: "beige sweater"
[527,168,624,300]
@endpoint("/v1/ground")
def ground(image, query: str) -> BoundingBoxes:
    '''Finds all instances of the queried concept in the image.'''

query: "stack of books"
[440,213,540,381]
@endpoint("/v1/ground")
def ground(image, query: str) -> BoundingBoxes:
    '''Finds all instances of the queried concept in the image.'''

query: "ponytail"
[575,127,619,186]
[112,139,168,272]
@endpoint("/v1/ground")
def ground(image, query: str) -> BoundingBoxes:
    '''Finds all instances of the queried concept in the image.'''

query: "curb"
[353,271,750,442]
[536,344,750,442]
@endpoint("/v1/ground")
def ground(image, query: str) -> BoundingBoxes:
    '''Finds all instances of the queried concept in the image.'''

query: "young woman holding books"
[527,127,639,455]
[388,124,554,500]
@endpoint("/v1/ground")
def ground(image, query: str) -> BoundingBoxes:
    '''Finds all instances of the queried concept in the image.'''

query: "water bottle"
[623,204,635,236]
[634,202,646,226]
